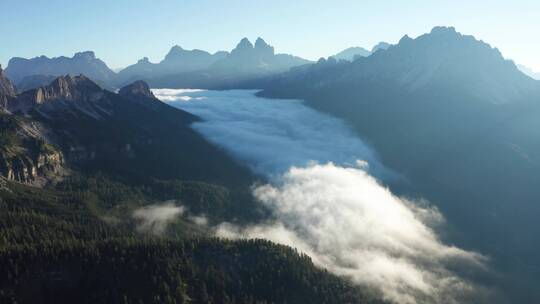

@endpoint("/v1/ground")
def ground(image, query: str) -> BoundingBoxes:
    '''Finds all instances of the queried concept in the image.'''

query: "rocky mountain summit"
[0,69,65,184]
[5,51,117,90]
[211,37,308,74]
[8,75,105,116]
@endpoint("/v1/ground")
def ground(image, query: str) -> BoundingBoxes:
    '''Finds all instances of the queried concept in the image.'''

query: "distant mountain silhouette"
[6,38,310,90]
[121,37,311,89]
[331,47,371,61]
[211,37,310,74]
[116,47,228,85]
[6,51,117,90]
[260,26,540,302]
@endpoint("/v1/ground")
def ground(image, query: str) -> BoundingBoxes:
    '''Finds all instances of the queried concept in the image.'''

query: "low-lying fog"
[153,89,491,304]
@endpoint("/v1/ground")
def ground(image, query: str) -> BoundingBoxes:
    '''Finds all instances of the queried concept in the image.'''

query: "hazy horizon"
[1,0,539,72]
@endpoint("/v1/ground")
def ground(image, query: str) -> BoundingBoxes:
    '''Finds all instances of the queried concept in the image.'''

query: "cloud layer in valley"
[154,89,391,179]
[154,89,490,303]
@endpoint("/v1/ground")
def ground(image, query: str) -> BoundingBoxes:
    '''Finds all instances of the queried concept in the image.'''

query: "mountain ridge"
[258,26,540,302]
[6,51,117,90]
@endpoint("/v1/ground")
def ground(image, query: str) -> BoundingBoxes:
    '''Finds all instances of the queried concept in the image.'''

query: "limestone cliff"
[0,114,64,185]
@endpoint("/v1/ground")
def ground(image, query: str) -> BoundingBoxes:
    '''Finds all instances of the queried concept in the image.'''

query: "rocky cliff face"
[0,65,17,110]
[0,114,64,185]
[9,75,105,114]
[0,74,205,187]
[0,65,16,96]
[0,149,63,184]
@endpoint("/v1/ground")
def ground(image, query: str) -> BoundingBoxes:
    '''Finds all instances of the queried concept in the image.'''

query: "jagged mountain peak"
[237,38,254,48]
[49,74,102,95]
[254,37,269,48]
[231,38,255,56]
[255,37,275,56]
[8,74,105,114]
[165,45,187,56]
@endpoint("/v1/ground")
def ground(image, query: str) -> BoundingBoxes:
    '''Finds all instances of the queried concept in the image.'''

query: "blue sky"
[1,0,539,71]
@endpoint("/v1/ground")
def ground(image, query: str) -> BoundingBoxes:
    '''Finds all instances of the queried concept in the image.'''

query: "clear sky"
[1,0,539,72]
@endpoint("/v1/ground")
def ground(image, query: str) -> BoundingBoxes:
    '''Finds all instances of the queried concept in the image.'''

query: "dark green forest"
[0,174,383,304]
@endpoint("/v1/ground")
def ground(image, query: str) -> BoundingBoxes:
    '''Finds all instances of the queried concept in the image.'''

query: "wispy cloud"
[132,202,185,235]
[217,162,487,303]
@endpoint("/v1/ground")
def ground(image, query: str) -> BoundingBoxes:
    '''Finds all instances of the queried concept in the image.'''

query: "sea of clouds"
[152,89,490,304]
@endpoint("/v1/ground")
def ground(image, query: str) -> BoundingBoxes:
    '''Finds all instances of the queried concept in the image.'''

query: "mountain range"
[259,26,540,302]
[5,51,117,90]
[3,25,540,303]
[5,38,311,91]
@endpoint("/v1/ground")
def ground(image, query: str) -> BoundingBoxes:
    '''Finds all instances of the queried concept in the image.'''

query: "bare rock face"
[0,65,17,110]
[8,75,105,114]
[0,114,64,185]
[0,65,16,96]
[0,150,64,184]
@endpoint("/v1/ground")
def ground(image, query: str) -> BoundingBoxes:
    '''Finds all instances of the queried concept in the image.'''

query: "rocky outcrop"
[9,75,105,114]
[0,113,64,185]
[0,65,16,96]
[0,65,17,110]
[0,150,63,184]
